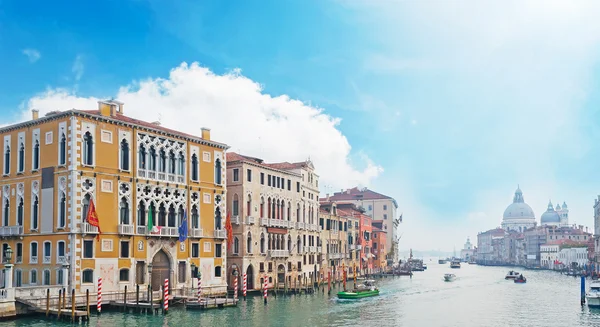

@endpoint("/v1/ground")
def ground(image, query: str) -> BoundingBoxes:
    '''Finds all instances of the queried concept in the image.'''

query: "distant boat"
[337,280,380,299]
[587,281,600,308]
[514,275,527,284]
[422,264,428,270]
[505,271,520,280]
[450,259,461,269]
[444,273,456,282]
[438,259,447,264]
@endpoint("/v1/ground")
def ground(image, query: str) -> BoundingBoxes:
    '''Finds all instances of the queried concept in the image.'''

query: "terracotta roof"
[263,162,307,170]
[328,187,393,201]
[542,239,587,247]
[226,152,264,164]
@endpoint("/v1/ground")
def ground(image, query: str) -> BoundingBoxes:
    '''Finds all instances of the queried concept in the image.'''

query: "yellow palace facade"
[0,101,229,297]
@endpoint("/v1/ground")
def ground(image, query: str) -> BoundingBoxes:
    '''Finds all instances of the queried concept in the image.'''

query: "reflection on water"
[6,262,600,326]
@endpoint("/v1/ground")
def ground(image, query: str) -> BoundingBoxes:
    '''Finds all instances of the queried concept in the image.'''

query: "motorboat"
[587,281,600,308]
[514,275,527,284]
[438,259,447,264]
[422,264,428,270]
[450,259,461,269]
[505,270,520,280]
[444,273,456,282]
[337,279,380,299]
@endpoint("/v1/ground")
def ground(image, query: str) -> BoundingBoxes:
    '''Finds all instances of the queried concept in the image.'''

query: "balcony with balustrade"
[232,216,241,225]
[118,224,135,235]
[317,246,322,253]
[356,245,363,250]
[190,228,203,238]
[328,253,344,259]
[245,216,255,225]
[296,222,306,230]
[214,229,226,239]
[82,223,99,234]
[0,225,23,236]
[137,168,185,184]
[349,244,356,250]
[260,218,269,227]
[43,256,51,264]
[270,250,290,258]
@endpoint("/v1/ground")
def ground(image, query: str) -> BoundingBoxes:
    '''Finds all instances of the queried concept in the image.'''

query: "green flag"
[148,206,154,232]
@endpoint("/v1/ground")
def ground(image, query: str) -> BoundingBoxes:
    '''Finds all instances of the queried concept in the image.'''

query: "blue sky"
[2,0,600,251]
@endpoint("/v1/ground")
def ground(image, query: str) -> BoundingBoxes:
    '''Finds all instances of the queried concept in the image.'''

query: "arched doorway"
[151,250,171,290]
[246,264,254,290]
[277,264,285,288]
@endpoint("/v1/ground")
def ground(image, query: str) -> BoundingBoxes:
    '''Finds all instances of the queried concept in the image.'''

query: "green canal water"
[6,262,600,326]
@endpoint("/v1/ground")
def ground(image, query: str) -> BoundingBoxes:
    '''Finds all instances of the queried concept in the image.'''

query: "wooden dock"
[184,297,238,310]
[35,307,89,321]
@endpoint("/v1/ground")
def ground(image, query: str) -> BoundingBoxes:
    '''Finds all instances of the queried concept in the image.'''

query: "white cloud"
[22,49,41,63]
[23,62,383,189]
[72,55,84,81]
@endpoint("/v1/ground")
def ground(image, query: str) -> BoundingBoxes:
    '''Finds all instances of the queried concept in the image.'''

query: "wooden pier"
[184,297,238,310]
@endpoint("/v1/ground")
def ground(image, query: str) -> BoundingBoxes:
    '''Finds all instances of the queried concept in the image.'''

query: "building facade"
[225,152,321,292]
[0,101,229,298]
[460,237,474,262]
[318,202,349,281]
[501,186,536,232]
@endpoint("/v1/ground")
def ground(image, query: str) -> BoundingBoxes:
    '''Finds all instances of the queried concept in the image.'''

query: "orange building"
[372,221,387,272]
[0,101,229,301]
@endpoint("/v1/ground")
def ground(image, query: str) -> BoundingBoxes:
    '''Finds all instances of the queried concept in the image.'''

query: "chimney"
[31,109,39,120]
[151,121,161,126]
[326,193,330,201]
[98,100,123,117]
[201,127,211,140]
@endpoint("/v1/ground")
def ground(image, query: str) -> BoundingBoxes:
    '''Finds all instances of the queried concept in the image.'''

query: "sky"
[2,0,600,252]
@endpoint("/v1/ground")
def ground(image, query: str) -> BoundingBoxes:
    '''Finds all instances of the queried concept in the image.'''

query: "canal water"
[6,261,600,326]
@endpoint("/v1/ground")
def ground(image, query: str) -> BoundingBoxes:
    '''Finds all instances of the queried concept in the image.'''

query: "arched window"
[82,131,94,166]
[58,192,66,228]
[30,269,38,285]
[32,140,40,170]
[3,145,9,175]
[120,140,129,171]
[247,232,252,254]
[177,205,184,227]
[138,144,146,169]
[287,236,292,252]
[232,194,239,216]
[167,204,176,227]
[247,195,252,217]
[18,142,24,172]
[31,195,39,230]
[178,152,185,176]
[260,197,264,218]
[215,208,222,230]
[159,149,166,173]
[17,197,23,226]
[287,202,291,221]
[158,203,166,226]
[82,194,91,220]
[296,203,300,222]
[234,237,239,254]
[215,159,222,185]
[260,233,265,254]
[43,269,51,285]
[191,205,199,229]
[168,151,176,174]
[148,146,156,171]
[191,154,198,181]
[119,197,129,225]
[267,198,271,218]
[297,236,302,253]
[3,198,9,226]
[59,133,66,165]
[137,201,146,226]
[119,268,129,282]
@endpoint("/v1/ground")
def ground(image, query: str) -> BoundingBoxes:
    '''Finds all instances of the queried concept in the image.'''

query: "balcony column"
[62,263,70,288]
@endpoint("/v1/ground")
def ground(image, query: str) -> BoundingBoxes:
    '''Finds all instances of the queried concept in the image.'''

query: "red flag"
[225,211,233,248]
[86,198,102,241]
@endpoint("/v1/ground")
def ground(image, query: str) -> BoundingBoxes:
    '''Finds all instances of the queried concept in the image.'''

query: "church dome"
[541,200,561,224]
[503,186,536,220]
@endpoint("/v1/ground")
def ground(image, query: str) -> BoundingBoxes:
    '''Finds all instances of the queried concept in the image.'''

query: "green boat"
[337,280,380,299]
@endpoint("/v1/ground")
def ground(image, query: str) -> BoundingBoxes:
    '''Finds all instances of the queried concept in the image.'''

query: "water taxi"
[587,281,600,307]
[514,275,527,284]
[438,259,447,264]
[337,280,380,299]
[505,271,520,280]
[444,273,456,282]
[450,259,461,269]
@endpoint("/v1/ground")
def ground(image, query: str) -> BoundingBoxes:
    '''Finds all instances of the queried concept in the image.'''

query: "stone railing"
[317,246,322,253]
[356,245,363,250]
[270,250,290,258]
[118,224,135,235]
[328,253,344,259]
[245,216,255,225]
[0,225,23,236]
[82,223,99,234]
[269,219,291,228]
[349,244,356,250]
[296,222,306,230]
[232,216,241,225]
[260,218,269,227]
[138,168,185,184]
[43,256,51,264]
[190,228,203,238]
[0,288,15,302]
[30,256,38,264]
[214,229,226,239]
[310,246,317,253]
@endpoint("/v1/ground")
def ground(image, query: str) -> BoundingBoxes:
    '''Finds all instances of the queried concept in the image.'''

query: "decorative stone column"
[3,264,12,289]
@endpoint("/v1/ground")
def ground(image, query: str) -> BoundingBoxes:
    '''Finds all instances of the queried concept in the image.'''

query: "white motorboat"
[505,270,521,280]
[444,273,456,282]
[587,281,600,308]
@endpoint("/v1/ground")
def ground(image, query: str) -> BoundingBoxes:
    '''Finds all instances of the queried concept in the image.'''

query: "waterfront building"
[558,244,589,269]
[501,186,536,232]
[318,201,348,281]
[0,101,229,299]
[225,152,321,292]
[372,221,387,272]
[476,228,505,264]
[540,242,560,269]
[460,237,474,262]
[336,203,374,274]
[326,187,399,263]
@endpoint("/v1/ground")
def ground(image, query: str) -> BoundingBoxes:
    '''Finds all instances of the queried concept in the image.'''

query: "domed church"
[540,200,569,227]
[501,186,536,232]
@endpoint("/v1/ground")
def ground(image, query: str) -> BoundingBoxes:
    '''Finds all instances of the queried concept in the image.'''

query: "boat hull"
[514,279,527,284]
[587,296,600,308]
[337,290,380,299]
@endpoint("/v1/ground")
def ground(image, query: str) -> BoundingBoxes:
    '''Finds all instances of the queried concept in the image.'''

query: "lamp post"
[4,245,13,289]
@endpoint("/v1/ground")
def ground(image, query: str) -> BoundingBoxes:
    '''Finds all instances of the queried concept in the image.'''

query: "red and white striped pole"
[197,278,202,303]
[243,273,247,300]
[233,275,238,302]
[263,274,268,304]
[163,279,169,314]
[97,277,102,314]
